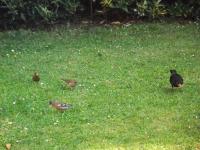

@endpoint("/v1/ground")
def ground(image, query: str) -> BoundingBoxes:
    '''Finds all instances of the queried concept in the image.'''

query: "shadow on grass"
[162,82,199,94]
[162,87,184,94]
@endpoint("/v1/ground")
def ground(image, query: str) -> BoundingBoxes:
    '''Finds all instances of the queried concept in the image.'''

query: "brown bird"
[61,79,77,88]
[49,101,72,111]
[32,72,40,82]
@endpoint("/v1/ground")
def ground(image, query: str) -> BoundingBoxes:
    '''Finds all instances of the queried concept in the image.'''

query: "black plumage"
[170,70,183,88]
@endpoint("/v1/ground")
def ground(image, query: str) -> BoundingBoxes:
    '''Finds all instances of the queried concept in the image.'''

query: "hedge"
[0,0,199,26]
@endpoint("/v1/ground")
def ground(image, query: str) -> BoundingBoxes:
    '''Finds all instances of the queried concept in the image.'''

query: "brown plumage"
[49,101,72,111]
[61,79,77,88]
[32,72,40,82]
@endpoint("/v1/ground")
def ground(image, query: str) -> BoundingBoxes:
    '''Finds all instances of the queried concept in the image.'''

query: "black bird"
[170,69,183,88]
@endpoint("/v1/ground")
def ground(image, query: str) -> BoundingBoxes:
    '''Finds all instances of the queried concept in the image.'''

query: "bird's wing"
[60,103,72,109]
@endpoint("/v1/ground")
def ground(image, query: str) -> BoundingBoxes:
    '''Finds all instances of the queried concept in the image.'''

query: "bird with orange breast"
[49,101,72,112]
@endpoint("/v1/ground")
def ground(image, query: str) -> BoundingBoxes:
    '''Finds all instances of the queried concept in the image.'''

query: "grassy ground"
[0,22,200,150]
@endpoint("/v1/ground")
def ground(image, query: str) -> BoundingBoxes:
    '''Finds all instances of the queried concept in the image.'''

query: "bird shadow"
[162,86,184,94]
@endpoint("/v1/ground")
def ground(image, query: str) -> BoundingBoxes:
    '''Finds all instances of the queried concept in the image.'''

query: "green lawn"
[0,22,200,150]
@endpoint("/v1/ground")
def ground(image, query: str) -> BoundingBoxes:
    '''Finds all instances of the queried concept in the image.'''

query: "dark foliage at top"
[0,0,199,28]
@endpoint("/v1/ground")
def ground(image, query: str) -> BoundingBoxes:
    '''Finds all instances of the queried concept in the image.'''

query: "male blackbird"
[170,69,183,88]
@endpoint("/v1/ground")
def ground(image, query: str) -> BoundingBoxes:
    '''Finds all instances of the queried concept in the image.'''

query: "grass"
[0,22,200,150]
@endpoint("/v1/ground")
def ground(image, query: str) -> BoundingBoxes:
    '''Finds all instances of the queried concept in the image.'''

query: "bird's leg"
[62,112,65,118]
